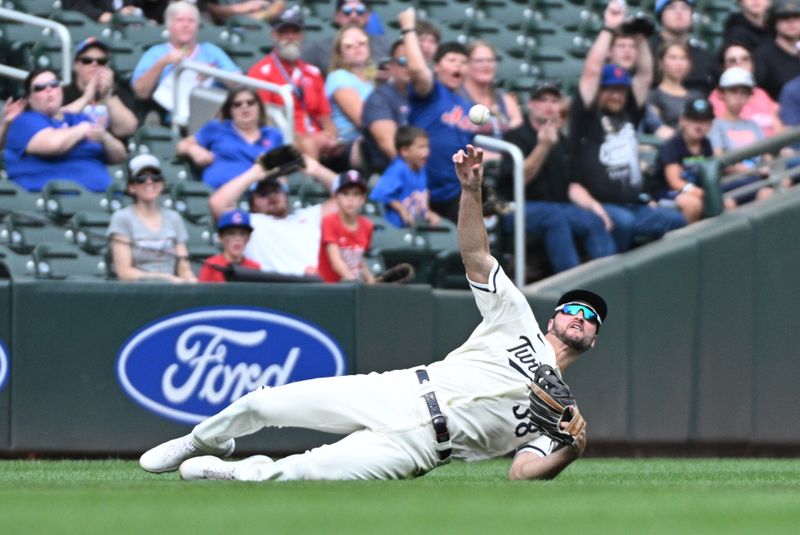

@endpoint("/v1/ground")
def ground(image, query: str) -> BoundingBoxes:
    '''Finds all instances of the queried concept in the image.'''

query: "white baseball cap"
[128,153,162,178]
[719,67,754,89]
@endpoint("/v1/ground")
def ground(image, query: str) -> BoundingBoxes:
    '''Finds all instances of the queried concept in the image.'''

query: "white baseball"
[468,104,491,126]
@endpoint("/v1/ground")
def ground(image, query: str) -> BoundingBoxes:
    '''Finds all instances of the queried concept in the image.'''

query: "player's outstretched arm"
[508,415,587,480]
[453,144,495,284]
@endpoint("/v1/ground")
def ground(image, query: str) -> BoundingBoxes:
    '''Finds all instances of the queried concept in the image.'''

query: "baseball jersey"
[317,212,374,283]
[427,259,558,461]
[244,205,323,276]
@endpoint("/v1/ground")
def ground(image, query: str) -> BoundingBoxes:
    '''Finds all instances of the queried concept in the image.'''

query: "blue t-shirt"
[408,80,476,203]
[361,82,409,173]
[194,119,284,189]
[131,42,240,88]
[370,157,430,227]
[325,69,374,143]
[3,110,112,192]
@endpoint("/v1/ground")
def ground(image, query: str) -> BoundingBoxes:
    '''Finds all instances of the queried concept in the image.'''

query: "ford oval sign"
[116,307,346,424]
[0,339,8,392]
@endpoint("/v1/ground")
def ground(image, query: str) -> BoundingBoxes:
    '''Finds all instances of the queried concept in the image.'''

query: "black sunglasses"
[78,56,109,66]
[31,79,61,93]
[232,98,257,109]
[131,172,165,184]
[341,4,366,15]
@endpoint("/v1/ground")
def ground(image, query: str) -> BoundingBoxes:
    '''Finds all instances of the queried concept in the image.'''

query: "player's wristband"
[401,28,416,34]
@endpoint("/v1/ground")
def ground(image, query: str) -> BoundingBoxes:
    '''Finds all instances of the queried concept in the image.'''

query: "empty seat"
[66,211,112,255]
[0,180,41,214]
[163,181,213,223]
[0,243,35,279]
[0,211,69,254]
[31,241,108,280]
[39,180,105,223]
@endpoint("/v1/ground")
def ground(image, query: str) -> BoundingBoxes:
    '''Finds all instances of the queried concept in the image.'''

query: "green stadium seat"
[39,180,105,223]
[183,216,216,248]
[66,211,112,255]
[31,241,109,280]
[0,210,69,254]
[0,243,35,279]
[10,0,60,16]
[0,180,42,215]
[163,181,213,223]
[99,179,134,213]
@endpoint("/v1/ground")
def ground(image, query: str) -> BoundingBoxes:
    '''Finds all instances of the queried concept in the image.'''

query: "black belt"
[416,369,452,462]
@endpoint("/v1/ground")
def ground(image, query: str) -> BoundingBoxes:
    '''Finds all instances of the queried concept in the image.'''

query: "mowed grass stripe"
[0,458,799,534]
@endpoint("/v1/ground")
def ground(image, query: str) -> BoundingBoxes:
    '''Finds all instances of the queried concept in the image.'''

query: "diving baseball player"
[139,144,606,481]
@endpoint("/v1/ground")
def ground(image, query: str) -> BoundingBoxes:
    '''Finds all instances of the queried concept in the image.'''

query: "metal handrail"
[473,135,526,288]
[0,7,72,85]
[171,59,295,143]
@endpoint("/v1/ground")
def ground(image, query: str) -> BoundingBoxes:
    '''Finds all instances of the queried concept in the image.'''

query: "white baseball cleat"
[139,434,235,473]
[179,455,274,481]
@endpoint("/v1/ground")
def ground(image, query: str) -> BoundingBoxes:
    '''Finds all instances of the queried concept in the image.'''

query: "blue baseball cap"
[655,0,694,20]
[74,37,108,57]
[600,64,631,88]
[217,209,253,232]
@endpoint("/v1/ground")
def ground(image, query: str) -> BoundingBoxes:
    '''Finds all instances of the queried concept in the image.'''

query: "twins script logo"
[116,307,345,424]
[0,339,8,392]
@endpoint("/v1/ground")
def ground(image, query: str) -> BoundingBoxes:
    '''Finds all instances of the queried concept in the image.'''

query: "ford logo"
[0,339,8,392]
[116,307,346,424]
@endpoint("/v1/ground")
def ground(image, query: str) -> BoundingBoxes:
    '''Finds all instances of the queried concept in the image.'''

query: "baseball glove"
[528,365,586,446]
[257,145,305,176]
[375,262,415,284]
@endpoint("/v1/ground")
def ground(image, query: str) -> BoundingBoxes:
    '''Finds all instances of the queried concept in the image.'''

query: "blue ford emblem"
[116,307,346,424]
[0,339,8,392]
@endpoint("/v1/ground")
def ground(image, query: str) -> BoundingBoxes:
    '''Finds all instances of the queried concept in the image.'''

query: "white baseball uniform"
[191,259,558,480]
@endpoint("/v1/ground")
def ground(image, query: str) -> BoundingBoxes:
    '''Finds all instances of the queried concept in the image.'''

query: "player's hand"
[397,7,416,30]
[604,0,627,31]
[452,144,484,192]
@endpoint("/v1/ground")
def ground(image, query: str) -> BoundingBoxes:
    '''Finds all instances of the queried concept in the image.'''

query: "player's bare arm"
[509,407,588,481]
[453,144,494,284]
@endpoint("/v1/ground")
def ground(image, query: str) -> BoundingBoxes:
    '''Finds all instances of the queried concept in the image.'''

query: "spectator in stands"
[247,6,339,161]
[205,0,285,25]
[710,67,776,208]
[62,0,146,24]
[318,170,375,283]
[325,24,376,171]
[370,126,440,228]
[176,87,283,189]
[3,69,127,193]
[710,43,784,138]
[499,81,616,274]
[62,38,138,141]
[361,39,410,174]
[198,209,260,283]
[460,41,523,138]
[131,1,240,125]
[398,8,477,223]
[208,155,336,276]
[107,153,197,283]
[779,71,800,131]
[571,1,686,252]
[302,1,390,75]
[648,41,702,130]
[0,97,25,150]
[754,0,800,101]
[649,0,719,95]
[417,20,441,65]
[723,0,773,52]
[651,97,713,223]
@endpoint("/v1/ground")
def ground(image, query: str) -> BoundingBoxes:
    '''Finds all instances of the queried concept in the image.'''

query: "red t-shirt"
[198,254,261,283]
[317,213,374,283]
[247,53,331,135]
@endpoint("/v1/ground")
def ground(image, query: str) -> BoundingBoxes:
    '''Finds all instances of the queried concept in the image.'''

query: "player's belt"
[415,369,452,462]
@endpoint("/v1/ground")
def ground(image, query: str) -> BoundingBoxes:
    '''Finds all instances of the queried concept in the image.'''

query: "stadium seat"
[0,180,42,215]
[131,126,179,160]
[298,180,330,207]
[66,211,112,255]
[163,181,214,223]
[39,180,105,223]
[0,210,69,254]
[11,0,60,17]
[368,215,436,284]
[99,179,134,213]
[0,243,35,279]
[183,216,216,247]
[31,241,108,280]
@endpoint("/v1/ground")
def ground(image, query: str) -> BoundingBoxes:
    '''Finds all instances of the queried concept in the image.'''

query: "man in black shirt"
[754,0,800,100]
[499,82,616,273]
[722,0,773,52]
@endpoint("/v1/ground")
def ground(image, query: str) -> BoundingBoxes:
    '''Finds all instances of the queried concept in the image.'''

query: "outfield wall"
[1,189,800,455]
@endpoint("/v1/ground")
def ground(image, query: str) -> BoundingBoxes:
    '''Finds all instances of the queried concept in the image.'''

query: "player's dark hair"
[433,41,468,64]
[395,125,428,152]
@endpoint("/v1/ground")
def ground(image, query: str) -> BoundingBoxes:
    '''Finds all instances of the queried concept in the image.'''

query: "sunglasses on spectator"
[232,98,257,108]
[555,303,602,325]
[341,4,366,15]
[31,79,61,93]
[131,172,165,184]
[393,56,408,66]
[78,56,109,66]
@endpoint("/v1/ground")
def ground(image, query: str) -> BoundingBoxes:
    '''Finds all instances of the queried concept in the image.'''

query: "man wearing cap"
[62,37,138,141]
[248,6,339,160]
[140,143,603,482]
[570,1,686,252]
[754,0,800,100]
[651,97,714,223]
[499,81,616,274]
[206,0,285,25]
[198,209,261,283]
[649,0,719,95]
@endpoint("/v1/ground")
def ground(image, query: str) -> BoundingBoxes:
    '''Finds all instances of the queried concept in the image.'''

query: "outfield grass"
[1,458,799,534]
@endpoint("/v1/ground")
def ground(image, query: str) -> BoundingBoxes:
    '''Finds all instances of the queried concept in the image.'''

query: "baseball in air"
[468,104,491,125]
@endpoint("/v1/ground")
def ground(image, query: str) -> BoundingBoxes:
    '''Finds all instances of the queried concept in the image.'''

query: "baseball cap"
[682,97,714,121]
[719,66,755,89]
[530,80,562,100]
[600,64,631,88]
[217,209,254,232]
[74,37,108,57]
[655,0,694,19]
[333,170,367,194]
[272,5,304,30]
[252,177,288,195]
[556,289,608,324]
[773,0,800,18]
[128,153,162,178]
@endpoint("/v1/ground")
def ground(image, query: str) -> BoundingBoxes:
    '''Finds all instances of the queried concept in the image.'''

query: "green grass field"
[1,458,799,534]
